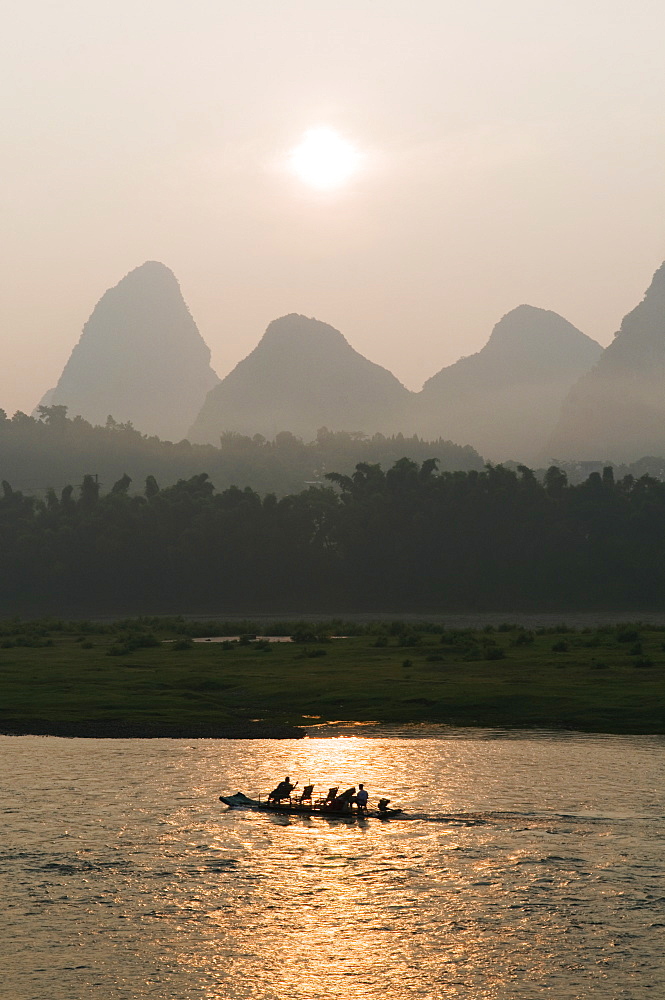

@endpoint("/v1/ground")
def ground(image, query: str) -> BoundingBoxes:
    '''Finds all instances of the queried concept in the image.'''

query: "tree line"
[0,405,483,497]
[2,456,665,613]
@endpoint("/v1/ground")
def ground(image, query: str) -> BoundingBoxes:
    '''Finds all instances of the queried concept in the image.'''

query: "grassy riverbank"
[1,618,664,736]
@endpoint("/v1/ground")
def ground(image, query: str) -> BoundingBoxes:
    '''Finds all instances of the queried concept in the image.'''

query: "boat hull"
[219,791,402,819]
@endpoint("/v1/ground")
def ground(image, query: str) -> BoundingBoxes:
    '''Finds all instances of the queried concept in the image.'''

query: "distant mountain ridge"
[43,259,665,465]
[188,307,602,460]
[39,261,219,441]
[548,262,665,462]
[188,313,413,444]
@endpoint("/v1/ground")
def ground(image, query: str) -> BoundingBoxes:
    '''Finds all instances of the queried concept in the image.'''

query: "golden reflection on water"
[3,735,664,1000]
[168,738,568,999]
[289,735,387,798]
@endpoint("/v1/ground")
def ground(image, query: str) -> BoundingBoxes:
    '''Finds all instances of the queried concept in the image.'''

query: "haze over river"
[2,730,664,999]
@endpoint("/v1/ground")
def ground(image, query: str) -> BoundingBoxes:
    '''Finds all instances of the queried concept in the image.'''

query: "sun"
[289,127,361,190]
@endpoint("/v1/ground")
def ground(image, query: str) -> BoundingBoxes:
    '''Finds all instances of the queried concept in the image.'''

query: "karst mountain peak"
[417,305,602,463]
[38,261,219,441]
[548,260,665,462]
[188,312,414,444]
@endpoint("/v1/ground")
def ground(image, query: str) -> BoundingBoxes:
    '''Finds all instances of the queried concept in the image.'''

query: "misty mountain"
[548,262,665,462]
[188,313,414,444]
[417,305,602,463]
[38,261,219,441]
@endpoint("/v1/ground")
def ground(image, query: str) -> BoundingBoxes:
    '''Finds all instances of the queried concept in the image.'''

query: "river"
[2,731,664,999]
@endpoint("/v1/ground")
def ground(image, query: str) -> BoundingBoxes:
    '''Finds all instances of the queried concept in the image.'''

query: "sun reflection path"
[182,824,530,1000]
[179,740,520,999]
[3,734,663,999]
[147,736,665,999]
[288,736,387,802]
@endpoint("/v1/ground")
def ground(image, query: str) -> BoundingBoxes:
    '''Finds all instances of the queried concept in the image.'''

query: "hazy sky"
[2,0,665,418]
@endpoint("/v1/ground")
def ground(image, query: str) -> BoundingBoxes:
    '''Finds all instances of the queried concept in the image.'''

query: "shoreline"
[0,719,305,740]
[3,618,664,739]
[2,718,663,739]
[11,611,665,627]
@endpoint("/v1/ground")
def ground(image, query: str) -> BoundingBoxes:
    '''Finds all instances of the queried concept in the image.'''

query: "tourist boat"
[219,790,403,820]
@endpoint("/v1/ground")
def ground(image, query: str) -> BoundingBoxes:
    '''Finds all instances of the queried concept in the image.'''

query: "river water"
[2,731,664,999]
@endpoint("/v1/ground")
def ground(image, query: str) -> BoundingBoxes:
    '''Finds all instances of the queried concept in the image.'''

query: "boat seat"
[295,784,314,803]
[315,786,338,806]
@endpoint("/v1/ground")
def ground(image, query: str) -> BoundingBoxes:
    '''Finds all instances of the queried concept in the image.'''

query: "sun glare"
[290,127,361,190]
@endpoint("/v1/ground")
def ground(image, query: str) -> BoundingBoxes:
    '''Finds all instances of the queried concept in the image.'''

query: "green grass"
[0,620,664,735]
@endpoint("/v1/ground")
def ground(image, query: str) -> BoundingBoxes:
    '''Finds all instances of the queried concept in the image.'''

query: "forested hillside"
[2,456,665,614]
[0,406,482,497]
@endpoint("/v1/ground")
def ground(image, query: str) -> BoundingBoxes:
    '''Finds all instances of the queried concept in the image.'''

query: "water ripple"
[1,734,663,999]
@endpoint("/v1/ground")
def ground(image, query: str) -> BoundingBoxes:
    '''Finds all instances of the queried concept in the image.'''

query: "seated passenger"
[329,786,356,812]
[267,776,296,803]
[355,784,369,813]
